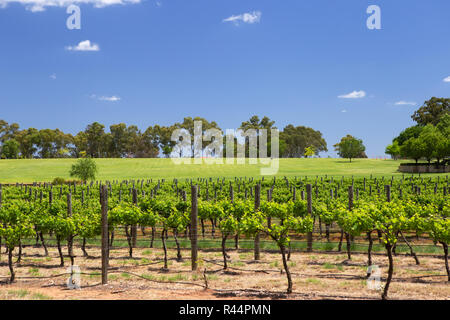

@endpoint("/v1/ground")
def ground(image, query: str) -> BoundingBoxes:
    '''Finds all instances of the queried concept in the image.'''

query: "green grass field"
[0,158,444,183]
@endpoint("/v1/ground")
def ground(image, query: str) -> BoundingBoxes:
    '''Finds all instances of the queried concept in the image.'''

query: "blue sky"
[0,0,449,158]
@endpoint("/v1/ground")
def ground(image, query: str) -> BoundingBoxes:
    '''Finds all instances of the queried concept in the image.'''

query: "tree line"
[0,116,332,159]
[385,97,450,164]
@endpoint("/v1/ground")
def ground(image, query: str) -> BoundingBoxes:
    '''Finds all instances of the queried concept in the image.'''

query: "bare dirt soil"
[0,245,448,300]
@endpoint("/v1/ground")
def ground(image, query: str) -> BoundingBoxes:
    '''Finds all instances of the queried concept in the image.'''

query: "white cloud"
[444,76,450,82]
[91,94,121,102]
[99,95,120,102]
[338,90,366,99]
[155,1,161,7]
[66,40,100,52]
[0,0,141,12]
[394,101,417,106]
[49,73,56,80]
[341,109,347,113]
[223,11,262,25]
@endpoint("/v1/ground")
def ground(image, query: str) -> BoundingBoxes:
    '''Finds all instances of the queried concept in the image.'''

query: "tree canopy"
[334,135,366,162]
[280,125,327,158]
[411,97,450,126]
[69,158,98,182]
[388,97,450,164]
[0,117,329,159]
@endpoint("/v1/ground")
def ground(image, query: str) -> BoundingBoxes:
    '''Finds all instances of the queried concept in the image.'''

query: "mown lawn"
[0,158,442,183]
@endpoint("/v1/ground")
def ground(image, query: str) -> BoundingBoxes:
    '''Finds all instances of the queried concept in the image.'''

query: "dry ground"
[0,245,448,300]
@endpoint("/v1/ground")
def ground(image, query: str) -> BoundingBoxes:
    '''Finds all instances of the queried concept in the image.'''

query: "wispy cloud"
[66,40,100,52]
[444,76,450,83]
[223,11,262,25]
[99,96,120,102]
[394,101,417,106]
[338,90,366,99]
[91,94,121,102]
[341,109,347,113]
[49,73,56,80]
[0,0,141,12]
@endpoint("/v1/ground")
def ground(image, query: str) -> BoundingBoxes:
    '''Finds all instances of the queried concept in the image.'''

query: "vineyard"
[0,175,448,300]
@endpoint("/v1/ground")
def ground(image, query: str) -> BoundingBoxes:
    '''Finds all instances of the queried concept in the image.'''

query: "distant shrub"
[70,158,98,182]
[52,177,67,185]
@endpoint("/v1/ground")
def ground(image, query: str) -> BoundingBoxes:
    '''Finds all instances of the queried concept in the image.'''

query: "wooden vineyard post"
[306,184,313,252]
[386,185,391,202]
[131,188,138,247]
[348,185,354,208]
[100,185,109,285]
[191,185,198,271]
[346,185,354,260]
[267,189,272,229]
[254,183,261,261]
[67,193,74,265]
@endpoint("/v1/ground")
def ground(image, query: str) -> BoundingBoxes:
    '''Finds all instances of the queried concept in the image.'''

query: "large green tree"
[385,141,401,160]
[0,120,19,144]
[400,137,426,164]
[1,139,20,159]
[15,128,39,158]
[175,117,222,157]
[84,122,106,158]
[334,135,366,162]
[281,125,327,158]
[393,125,424,146]
[418,125,445,164]
[411,97,450,126]
[390,100,450,164]
[239,116,276,157]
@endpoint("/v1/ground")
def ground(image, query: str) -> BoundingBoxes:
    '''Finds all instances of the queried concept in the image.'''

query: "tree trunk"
[16,239,22,264]
[39,232,48,256]
[82,237,88,257]
[210,219,215,239]
[400,231,419,265]
[200,219,205,238]
[173,229,182,262]
[125,226,133,258]
[441,242,449,282]
[150,227,155,248]
[109,230,114,247]
[162,229,168,270]
[56,236,64,267]
[280,244,293,294]
[345,232,352,260]
[382,243,394,300]
[67,236,74,266]
[377,230,383,243]
[367,231,373,270]
[222,234,228,270]
[8,247,15,283]
[338,230,344,252]
[325,224,330,242]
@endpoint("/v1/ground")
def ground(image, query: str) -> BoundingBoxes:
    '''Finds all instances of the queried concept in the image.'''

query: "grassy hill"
[0,158,442,183]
